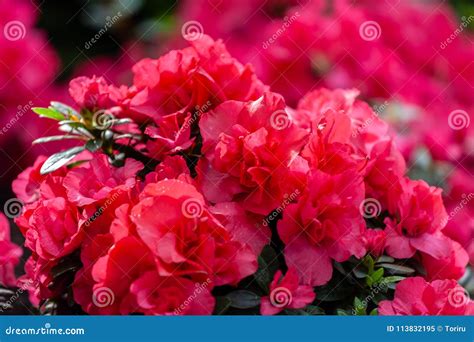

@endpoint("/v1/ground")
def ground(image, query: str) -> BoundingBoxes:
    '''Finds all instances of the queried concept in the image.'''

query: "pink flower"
[130,179,257,286]
[363,229,386,257]
[0,213,22,287]
[384,178,451,259]
[421,239,469,281]
[278,169,366,286]
[198,92,308,215]
[378,277,474,315]
[260,268,315,315]
[63,154,142,206]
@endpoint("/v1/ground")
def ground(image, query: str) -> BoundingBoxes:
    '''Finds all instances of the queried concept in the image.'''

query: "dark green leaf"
[371,268,384,283]
[85,139,103,152]
[378,263,415,275]
[376,256,395,264]
[213,296,232,315]
[382,276,405,284]
[40,146,85,174]
[226,290,260,309]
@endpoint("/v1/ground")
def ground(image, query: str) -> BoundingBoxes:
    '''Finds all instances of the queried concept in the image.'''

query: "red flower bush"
[9,32,471,316]
[378,277,474,315]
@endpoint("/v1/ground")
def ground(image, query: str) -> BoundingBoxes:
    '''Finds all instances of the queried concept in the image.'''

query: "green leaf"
[33,135,86,144]
[50,101,80,118]
[353,267,368,279]
[376,256,395,264]
[336,309,350,316]
[369,308,378,316]
[32,107,64,121]
[378,263,415,275]
[371,268,384,283]
[40,146,85,174]
[85,139,103,152]
[254,245,278,291]
[213,296,232,315]
[226,290,260,309]
[382,276,405,284]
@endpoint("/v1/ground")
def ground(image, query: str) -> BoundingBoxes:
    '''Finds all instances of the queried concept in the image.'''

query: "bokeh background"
[0,0,472,313]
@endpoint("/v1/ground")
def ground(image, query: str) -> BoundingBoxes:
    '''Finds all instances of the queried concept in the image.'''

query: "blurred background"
[0,0,472,313]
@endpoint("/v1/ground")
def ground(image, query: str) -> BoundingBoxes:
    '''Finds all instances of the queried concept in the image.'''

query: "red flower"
[198,92,308,215]
[130,179,257,286]
[63,154,142,206]
[0,214,22,287]
[363,229,386,257]
[384,178,451,259]
[260,268,315,315]
[278,170,366,286]
[378,277,474,315]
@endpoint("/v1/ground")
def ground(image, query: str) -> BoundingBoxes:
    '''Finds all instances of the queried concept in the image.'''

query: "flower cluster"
[175,0,474,267]
[11,34,472,316]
